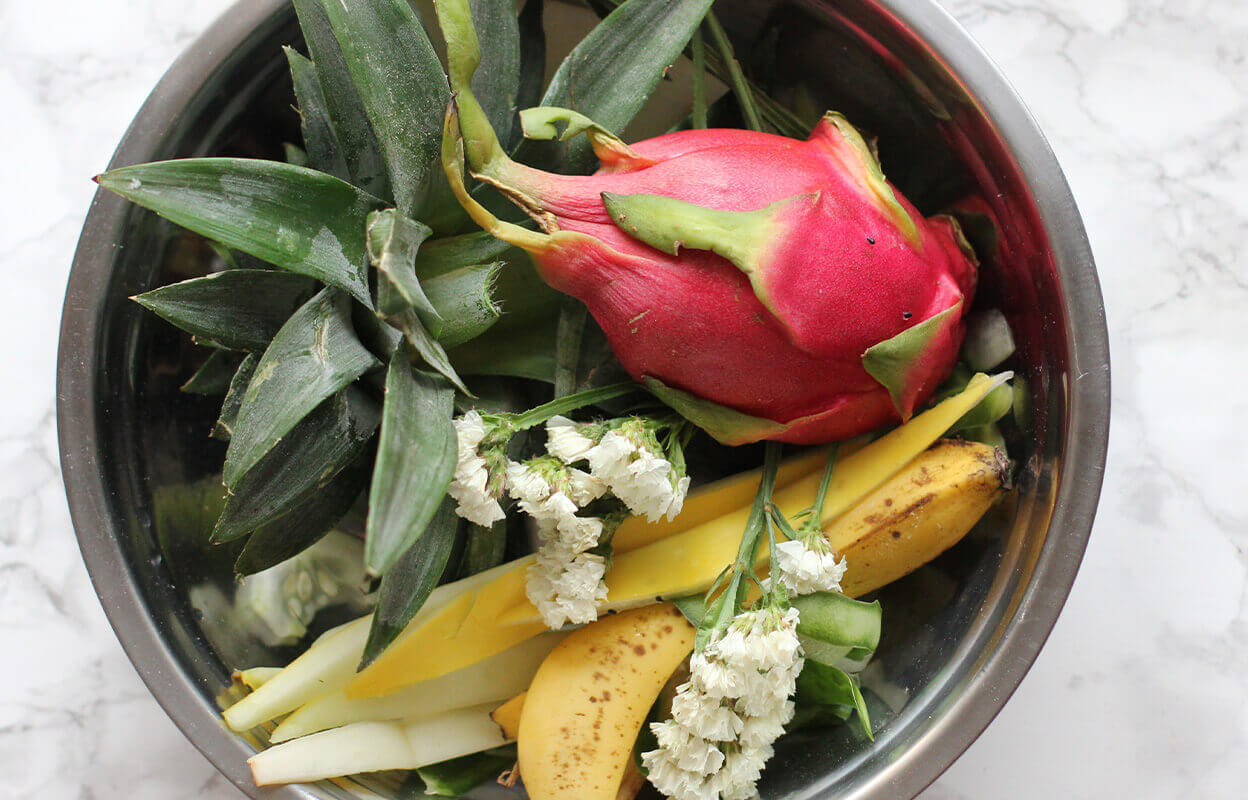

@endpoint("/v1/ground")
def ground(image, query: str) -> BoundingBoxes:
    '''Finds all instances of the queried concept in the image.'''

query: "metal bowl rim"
[56,1,1109,798]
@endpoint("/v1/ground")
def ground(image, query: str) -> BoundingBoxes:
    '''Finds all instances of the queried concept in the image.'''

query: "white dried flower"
[525,548,606,628]
[773,537,847,595]
[545,415,598,463]
[585,423,689,521]
[447,411,506,526]
[566,468,607,506]
[670,686,744,742]
[643,605,802,800]
[510,457,613,630]
[642,749,721,800]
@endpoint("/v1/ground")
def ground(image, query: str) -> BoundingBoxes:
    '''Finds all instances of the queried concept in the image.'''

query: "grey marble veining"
[1,0,1243,797]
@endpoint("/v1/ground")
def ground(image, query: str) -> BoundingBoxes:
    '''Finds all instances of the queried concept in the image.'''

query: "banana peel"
[493,691,646,800]
[490,692,525,740]
[836,439,1008,596]
[517,604,695,800]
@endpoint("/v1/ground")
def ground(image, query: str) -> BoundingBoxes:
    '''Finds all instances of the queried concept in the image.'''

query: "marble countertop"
[2,0,1244,797]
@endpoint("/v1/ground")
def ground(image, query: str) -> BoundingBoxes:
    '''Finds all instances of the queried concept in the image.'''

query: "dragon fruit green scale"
[433,0,976,446]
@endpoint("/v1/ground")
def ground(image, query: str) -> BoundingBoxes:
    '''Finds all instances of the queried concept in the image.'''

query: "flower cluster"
[772,535,846,596]
[509,456,611,628]
[521,414,690,629]
[447,411,509,526]
[448,410,690,630]
[561,416,690,522]
[642,605,803,800]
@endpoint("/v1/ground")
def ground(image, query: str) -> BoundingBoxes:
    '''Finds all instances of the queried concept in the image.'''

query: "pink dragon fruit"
[436,5,975,446]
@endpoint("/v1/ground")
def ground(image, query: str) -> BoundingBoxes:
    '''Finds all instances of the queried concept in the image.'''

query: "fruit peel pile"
[95,0,1026,797]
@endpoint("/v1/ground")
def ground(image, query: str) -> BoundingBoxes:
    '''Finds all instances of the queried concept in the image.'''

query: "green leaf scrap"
[215,387,381,542]
[133,270,318,352]
[361,498,460,666]
[794,660,873,740]
[224,289,380,487]
[416,748,515,796]
[364,350,458,575]
[97,158,381,306]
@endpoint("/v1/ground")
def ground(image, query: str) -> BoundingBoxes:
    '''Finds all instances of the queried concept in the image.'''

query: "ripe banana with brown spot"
[517,604,695,800]
[832,438,1009,598]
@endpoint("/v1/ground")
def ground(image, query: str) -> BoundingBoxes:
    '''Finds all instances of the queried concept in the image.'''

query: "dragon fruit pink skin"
[435,4,975,445]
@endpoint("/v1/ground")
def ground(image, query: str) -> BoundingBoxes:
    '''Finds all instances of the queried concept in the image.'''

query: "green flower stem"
[808,445,840,525]
[509,382,640,430]
[691,29,708,129]
[703,12,764,132]
[701,441,783,643]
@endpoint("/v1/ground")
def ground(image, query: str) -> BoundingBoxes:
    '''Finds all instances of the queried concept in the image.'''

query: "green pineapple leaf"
[513,0,546,146]
[448,320,555,382]
[319,0,462,229]
[180,349,246,395]
[392,308,471,396]
[292,0,390,198]
[460,519,507,578]
[414,230,514,277]
[223,289,380,487]
[212,353,260,442]
[531,0,714,173]
[215,386,381,543]
[282,143,309,167]
[233,451,373,576]
[469,0,523,149]
[440,244,564,381]
[420,261,503,348]
[553,299,588,398]
[133,270,318,352]
[284,47,351,180]
[96,159,381,306]
[364,349,458,575]
[360,497,460,667]
[366,209,440,330]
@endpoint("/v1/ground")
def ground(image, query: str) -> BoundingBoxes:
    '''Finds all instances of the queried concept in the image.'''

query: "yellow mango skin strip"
[348,374,1002,698]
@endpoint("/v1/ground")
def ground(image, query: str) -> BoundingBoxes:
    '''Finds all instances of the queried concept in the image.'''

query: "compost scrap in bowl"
[92,0,1031,798]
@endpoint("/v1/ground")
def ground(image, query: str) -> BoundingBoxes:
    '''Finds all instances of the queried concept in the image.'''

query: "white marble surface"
[1,0,1243,797]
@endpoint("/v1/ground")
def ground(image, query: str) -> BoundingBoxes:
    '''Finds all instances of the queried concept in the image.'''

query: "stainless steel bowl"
[57,0,1109,798]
